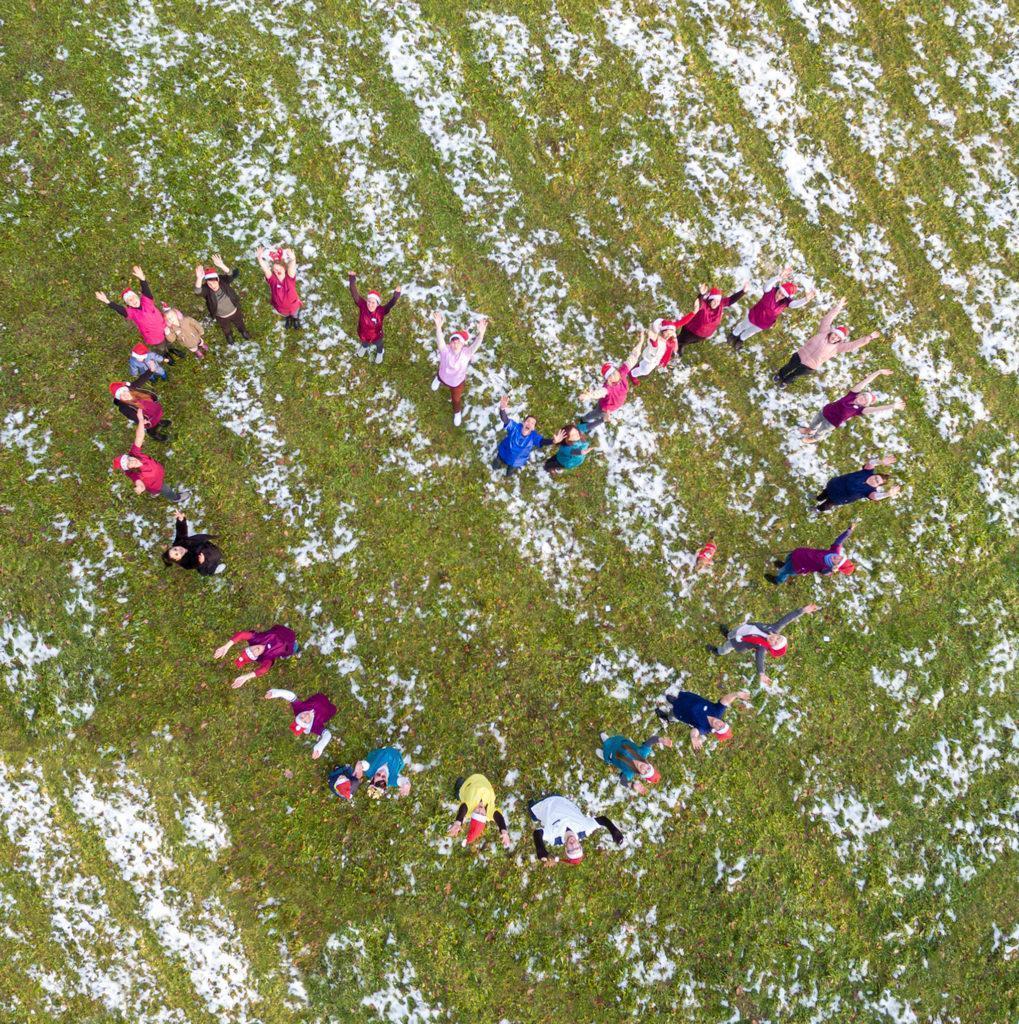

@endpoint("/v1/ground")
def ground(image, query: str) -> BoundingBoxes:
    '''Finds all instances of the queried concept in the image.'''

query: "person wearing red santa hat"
[256,245,302,329]
[194,255,249,345]
[529,795,624,866]
[577,334,645,427]
[431,310,489,427]
[112,418,184,502]
[629,315,695,383]
[128,342,167,382]
[727,267,815,352]
[597,732,673,794]
[348,271,402,364]
[656,689,751,750]
[213,624,298,688]
[773,297,880,387]
[263,688,336,759]
[675,280,748,356]
[798,369,905,443]
[109,374,169,441]
[769,522,858,585]
[95,265,177,359]
[711,604,820,687]
[447,774,511,848]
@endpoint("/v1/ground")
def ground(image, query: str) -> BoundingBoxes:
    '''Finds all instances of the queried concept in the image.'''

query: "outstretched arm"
[865,398,906,417]
[817,297,846,335]
[382,287,402,314]
[173,511,188,546]
[432,310,446,351]
[255,245,272,277]
[533,828,551,861]
[851,367,892,392]
[132,417,147,449]
[347,272,362,305]
[97,291,128,318]
[594,815,624,844]
[837,330,879,354]
[264,688,297,701]
[312,729,332,759]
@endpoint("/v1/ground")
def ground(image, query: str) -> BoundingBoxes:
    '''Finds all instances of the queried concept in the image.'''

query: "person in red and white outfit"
[675,280,748,356]
[727,267,815,351]
[256,245,302,329]
[263,689,336,760]
[348,271,402,364]
[630,314,694,383]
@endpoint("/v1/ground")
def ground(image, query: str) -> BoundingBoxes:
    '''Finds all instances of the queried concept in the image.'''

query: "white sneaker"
[453,410,462,427]
[374,348,384,364]
[431,376,441,391]
[356,345,367,357]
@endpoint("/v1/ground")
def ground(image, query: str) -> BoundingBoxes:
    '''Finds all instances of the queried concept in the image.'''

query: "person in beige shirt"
[772,297,879,387]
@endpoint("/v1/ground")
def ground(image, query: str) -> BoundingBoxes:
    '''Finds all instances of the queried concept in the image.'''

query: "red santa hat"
[780,281,798,297]
[564,845,584,864]
[112,454,130,471]
[332,775,352,800]
[203,267,219,280]
[638,763,661,785]
[601,362,616,377]
[131,343,150,358]
[837,559,856,575]
[109,381,128,397]
[832,325,849,338]
[713,723,734,742]
[366,290,382,301]
[290,719,307,736]
[233,647,258,668]
[448,329,469,344]
[466,809,488,844]
[269,248,285,263]
[706,287,723,298]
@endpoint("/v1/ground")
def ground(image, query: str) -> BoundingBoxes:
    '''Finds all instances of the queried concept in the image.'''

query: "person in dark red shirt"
[348,272,402,364]
[799,369,905,444]
[112,419,184,502]
[676,280,748,356]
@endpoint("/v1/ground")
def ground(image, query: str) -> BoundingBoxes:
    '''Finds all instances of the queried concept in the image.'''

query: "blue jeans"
[774,556,796,584]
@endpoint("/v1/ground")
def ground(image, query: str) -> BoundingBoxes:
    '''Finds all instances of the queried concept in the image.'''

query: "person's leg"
[232,308,251,340]
[676,327,699,356]
[715,636,736,655]
[504,463,518,478]
[452,777,464,800]
[291,312,302,329]
[491,452,503,470]
[374,339,384,364]
[356,343,369,357]
[773,556,796,584]
[450,382,465,425]
[816,498,834,514]
[157,483,181,502]
[216,315,235,344]
[543,456,561,475]
[773,353,799,384]
[579,407,605,428]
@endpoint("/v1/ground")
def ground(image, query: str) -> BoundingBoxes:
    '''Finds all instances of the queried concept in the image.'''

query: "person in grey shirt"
[194,255,250,344]
[711,604,819,687]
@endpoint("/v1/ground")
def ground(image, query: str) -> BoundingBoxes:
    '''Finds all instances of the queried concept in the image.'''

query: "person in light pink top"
[772,297,880,387]
[256,245,303,329]
[430,310,489,427]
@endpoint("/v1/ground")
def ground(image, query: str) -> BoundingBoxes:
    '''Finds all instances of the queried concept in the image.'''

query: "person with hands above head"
[96,265,180,360]
[162,510,224,576]
[109,370,168,441]
[194,255,249,345]
[815,455,901,513]
[799,369,905,444]
[492,395,565,476]
[112,418,183,502]
[596,732,673,794]
[213,624,298,688]
[773,297,880,387]
[352,747,411,799]
[448,774,511,848]
[657,690,751,750]
[675,279,748,357]
[712,604,820,688]
[727,266,815,352]
[529,794,624,867]
[348,271,402,364]
[431,310,488,427]
[256,245,302,329]
[578,334,645,428]
[263,688,336,760]
[769,520,859,585]
[543,421,594,477]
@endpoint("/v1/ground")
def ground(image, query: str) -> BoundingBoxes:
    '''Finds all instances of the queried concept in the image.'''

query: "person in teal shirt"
[597,732,673,794]
[352,746,411,798]
[544,421,594,476]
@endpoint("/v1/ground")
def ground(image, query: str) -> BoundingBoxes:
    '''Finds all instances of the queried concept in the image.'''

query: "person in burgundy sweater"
[348,272,402,364]
[256,245,302,329]
[676,280,748,356]
[109,371,169,442]
[578,335,645,427]
[95,265,187,362]
[799,369,905,443]
[263,689,336,759]
[112,418,183,502]
[727,267,815,351]
[214,624,298,688]
[768,521,858,584]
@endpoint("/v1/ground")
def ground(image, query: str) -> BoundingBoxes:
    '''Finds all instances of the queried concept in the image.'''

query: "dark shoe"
[765,574,779,585]
[224,334,236,345]
[773,559,785,569]
[292,317,302,329]
[772,372,782,383]
[240,330,251,340]
[730,337,744,352]
[655,707,671,724]
[706,643,719,655]
[719,624,730,638]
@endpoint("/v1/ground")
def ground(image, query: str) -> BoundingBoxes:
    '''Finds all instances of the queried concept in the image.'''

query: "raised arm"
[96,291,128,318]
[498,395,510,428]
[623,330,646,370]
[382,286,402,314]
[865,397,906,417]
[432,310,446,351]
[469,316,489,355]
[836,330,879,354]
[211,254,234,281]
[193,264,205,295]
[312,729,331,760]
[131,266,153,301]
[283,248,298,279]
[173,511,188,546]
[851,367,891,392]
[128,369,154,391]
[347,272,362,305]
[255,245,272,277]
[533,828,551,862]
[770,605,810,632]
[132,417,147,450]
[817,297,846,335]
[787,288,815,310]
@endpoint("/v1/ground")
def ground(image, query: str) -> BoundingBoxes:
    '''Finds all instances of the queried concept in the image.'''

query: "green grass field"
[1,0,1017,1021]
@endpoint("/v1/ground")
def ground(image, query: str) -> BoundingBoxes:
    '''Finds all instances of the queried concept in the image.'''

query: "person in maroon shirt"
[799,368,905,444]
[112,419,184,501]
[676,280,748,356]
[348,272,402,365]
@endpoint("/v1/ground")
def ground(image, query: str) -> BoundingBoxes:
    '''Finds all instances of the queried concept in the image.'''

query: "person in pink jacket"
[675,280,747,357]
[578,335,645,427]
[772,297,880,387]
[256,245,302,329]
[95,265,186,362]
[727,267,815,351]
[430,310,489,427]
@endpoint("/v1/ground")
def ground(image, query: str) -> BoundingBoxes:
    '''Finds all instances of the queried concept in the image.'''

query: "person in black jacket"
[162,511,224,575]
[194,255,250,344]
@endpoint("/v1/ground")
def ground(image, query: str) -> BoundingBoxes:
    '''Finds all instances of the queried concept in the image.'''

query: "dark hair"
[161,548,178,567]
[562,422,578,437]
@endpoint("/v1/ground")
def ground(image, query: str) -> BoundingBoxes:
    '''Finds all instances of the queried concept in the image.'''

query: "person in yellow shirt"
[447,774,511,848]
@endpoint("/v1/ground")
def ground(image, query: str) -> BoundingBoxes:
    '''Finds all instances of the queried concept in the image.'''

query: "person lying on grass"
[529,794,623,866]
[799,369,905,443]
[162,510,223,576]
[768,521,858,585]
[214,625,298,688]
[711,604,820,688]
[629,316,693,383]
[96,265,186,361]
[543,421,594,476]
[447,774,511,848]
[656,689,751,750]
[596,732,673,794]
[352,746,411,799]
[676,279,748,356]
[727,265,814,352]
[431,310,489,428]
[492,395,566,477]
[109,370,169,441]
[815,454,901,513]
[264,688,336,760]
[578,334,645,428]
[112,417,185,503]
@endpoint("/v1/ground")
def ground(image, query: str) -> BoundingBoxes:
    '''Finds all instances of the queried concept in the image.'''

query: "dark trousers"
[216,309,248,342]
[774,352,813,385]
[492,452,518,477]
[676,326,704,356]
[360,338,384,355]
[815,488,835,513]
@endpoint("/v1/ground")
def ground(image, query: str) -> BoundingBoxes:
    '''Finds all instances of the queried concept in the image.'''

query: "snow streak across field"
[0,0,1016,1022]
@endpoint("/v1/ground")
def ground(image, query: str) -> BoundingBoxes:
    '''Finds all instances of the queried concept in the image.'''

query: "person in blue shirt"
[596,732,673,794]
[351,746,411,799]
[544,421,594,476]
[656,689,751,750]
[816,454,900,513]
[492,395,565,476]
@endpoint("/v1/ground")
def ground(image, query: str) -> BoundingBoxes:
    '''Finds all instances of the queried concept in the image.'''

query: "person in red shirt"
[256,245,302,329]
[676,280,747,356]
[578,335,644,428]
[348,271,402,364]
[727,267,815,352]
[112,419,184,502]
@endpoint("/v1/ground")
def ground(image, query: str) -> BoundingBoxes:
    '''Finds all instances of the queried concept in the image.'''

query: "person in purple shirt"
[768,520,858,584]
[816,454,901,513]
[492,395,566,476]
[799,369,905,444]
[263,689,336,759]
[656,689,751,750]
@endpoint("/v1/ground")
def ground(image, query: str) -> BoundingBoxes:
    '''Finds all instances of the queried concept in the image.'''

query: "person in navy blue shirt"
[657,689,751,750]
[492,395,565,476]
[816,453,901,513]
